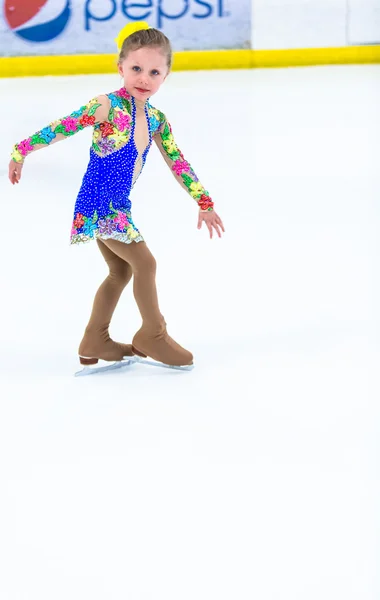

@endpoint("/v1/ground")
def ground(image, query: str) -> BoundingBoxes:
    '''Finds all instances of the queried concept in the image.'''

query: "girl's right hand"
[9,160,23,185]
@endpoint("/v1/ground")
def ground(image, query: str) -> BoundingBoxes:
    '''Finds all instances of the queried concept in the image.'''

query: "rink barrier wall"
[0,46,379,77]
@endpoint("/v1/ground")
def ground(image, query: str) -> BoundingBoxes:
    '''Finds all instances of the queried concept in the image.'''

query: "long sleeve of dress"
[11,95,110,164]
[153,113,214,212]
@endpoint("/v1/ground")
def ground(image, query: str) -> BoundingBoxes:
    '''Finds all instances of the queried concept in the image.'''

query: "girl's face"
[118,47,169,101]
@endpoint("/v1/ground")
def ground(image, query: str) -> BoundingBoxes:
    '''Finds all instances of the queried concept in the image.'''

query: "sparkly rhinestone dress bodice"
[71,92,153,244]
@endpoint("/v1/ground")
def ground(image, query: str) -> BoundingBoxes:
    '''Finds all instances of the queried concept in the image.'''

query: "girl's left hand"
[197,210,225,239]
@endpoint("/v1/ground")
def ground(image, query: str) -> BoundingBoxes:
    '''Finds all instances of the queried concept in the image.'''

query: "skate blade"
[74,356,194,377]
[75,358,134,377]
[130,355,194,371]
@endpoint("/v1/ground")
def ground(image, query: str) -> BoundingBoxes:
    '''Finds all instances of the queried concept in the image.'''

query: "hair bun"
[115,21,150,51]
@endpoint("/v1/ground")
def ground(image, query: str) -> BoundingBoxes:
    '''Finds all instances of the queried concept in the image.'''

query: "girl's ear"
[117,63,123,77]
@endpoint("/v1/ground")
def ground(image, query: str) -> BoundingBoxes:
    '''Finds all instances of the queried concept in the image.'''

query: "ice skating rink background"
[0,66,379,599]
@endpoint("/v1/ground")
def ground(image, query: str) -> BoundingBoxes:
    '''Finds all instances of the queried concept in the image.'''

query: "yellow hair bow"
[115,21,150,51]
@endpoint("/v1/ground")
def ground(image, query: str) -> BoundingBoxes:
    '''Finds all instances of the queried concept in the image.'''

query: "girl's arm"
[153,113,214,212]
[11,95,110,164]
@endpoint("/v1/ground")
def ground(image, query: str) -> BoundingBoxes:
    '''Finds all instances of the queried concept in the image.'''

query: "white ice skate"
[74,355,194,377]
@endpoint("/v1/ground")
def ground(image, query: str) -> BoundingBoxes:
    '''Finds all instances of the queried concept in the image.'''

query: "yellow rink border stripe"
[175,45,380,70]
[0,46,379,77]
[253,45,380,68]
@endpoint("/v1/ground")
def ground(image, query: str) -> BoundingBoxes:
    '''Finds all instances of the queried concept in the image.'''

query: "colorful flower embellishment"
[40,127,56,143]
[149,115,160,132]
[114,211,130,230]
[17,138,33,156]
[11,146,23,163]
[73,213,85,228]
[108,93,124,109]
[82,214,98,237]
[126,226,140,240]
[163,135,177,154]
[71,109,84,118]
[98,137,115,153]
[61,117,79,133]
[149,108,161,133]
[117,87,130,99]
[100,122,114,137]
[80,114,96,127]
[98,218,117,236]
[114,112,131,132]
[198,194,214,211]
[189,182,204,199]
[172,159,190,176]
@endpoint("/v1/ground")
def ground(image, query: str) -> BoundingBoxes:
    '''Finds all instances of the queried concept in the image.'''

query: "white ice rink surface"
[0,66,379,599]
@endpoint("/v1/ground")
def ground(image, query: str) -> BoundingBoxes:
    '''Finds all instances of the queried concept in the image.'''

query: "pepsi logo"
[4,0,71,42]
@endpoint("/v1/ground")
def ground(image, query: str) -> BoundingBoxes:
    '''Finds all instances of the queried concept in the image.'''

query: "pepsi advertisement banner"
[1,0,251,56]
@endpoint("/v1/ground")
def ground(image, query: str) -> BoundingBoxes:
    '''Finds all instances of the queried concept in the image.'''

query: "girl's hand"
[9,160,23,185]
[197,210,225,239]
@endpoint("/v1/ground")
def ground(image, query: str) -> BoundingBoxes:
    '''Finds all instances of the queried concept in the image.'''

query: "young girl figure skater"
[8,22,224,370]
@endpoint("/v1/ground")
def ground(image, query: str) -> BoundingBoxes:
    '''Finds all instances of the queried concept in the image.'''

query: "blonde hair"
[118,27,172,71]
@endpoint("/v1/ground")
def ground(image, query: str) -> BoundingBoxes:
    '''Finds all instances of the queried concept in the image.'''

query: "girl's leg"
[101,239,193,366]
[78,239,134,363]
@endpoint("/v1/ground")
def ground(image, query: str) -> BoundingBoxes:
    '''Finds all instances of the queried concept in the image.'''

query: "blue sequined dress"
[11,87,214,245]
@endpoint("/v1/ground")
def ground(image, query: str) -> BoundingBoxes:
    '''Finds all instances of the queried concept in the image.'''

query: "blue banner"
[1,0,251,56]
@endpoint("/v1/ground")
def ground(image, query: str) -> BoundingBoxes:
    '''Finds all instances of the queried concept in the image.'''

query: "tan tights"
[79,238,192,366]
[100,238,163,326]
